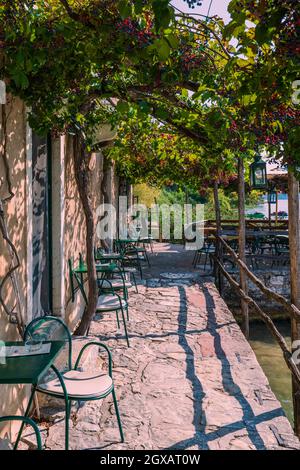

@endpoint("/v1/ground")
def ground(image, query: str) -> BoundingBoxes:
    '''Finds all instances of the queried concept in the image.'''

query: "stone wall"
[223,268,291,317]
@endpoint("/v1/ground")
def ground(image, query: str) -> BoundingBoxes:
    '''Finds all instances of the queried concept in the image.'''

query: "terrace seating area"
[192,219,290,272]
[4,243,299,451]
[0,236,153,450]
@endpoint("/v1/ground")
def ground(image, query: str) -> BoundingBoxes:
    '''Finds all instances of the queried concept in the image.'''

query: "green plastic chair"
[0,416,42,450]
[20,316,124,451]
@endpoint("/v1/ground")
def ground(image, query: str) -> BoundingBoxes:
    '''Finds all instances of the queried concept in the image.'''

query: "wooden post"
[288,169,300,437]
[213,181,222,236]
[275,190,279,225]
[213,180,223,294]
[154,197,162,243]
[238,157,249,338]
[268,196,272,228]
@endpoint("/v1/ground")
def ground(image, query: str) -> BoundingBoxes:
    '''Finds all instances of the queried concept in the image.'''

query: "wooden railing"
[213,234,300,390]
[206,218,288,230]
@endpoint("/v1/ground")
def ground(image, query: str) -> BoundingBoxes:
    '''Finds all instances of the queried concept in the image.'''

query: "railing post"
[288,169,300,437]
[238,156,249,338]
[213,181,223,295]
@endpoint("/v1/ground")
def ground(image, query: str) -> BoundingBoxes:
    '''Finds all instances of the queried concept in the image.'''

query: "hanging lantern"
[267,190,278,205]
[250,156,268,189]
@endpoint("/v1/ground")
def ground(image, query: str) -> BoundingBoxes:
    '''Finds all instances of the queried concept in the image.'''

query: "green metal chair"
[193,239,215,270]
[94,248,138,293]
[275,235,289,255]
[129,241,151,267]
[21,316,124,451]
[69,259,130,347]
[139,235,154,253]
[0,416,42,450]
[115,242,144,279]
[117,261,139,293]
[94,248,133,300]
[80,251,131,318]
[116,239,149,261]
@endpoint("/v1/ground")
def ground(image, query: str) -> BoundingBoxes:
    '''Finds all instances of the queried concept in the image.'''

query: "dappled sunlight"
[57,244,298,451]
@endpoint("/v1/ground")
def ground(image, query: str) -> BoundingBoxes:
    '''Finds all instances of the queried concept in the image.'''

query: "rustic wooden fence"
[212,234,300,399]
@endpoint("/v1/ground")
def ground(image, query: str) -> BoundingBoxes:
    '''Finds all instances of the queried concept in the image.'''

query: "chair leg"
[112,389,124,443]
[137,260,143,279]
[204,251,209,271]
[65,399,71,450]
[204,252,208,271]
[116,310,120,329]
[121,286,127,301]
[120,307,130,347]
[132,273,138,293]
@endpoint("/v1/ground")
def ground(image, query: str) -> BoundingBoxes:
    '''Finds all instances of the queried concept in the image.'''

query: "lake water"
[247,194,291,218]
[249,320,293,425]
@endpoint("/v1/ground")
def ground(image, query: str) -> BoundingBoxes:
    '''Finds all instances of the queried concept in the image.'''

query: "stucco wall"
[0,97,31,436]
[0,99,120,439]
[63,136,104,331]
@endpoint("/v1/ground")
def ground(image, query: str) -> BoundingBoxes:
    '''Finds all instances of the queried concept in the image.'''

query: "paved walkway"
[35,244,300,450]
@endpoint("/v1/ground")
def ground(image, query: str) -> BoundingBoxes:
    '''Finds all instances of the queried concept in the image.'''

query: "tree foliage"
[0,0,299,333]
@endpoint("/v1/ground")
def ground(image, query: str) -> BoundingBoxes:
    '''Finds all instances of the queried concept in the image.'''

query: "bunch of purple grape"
[117,18,154,47]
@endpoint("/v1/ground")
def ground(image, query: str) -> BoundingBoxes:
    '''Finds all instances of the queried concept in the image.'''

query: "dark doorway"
[32,134,52,318]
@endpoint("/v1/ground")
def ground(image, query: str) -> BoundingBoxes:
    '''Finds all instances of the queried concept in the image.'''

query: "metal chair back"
[0,416,42,450]
[24,316,72,371]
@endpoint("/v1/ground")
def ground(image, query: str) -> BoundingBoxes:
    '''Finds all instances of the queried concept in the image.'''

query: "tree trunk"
[73,134,98,336]
[238,157,249,338]
[288,169,300,437]
[119,176,128,197]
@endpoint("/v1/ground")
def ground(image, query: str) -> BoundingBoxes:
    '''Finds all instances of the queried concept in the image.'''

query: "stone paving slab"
[32,244,300,450]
